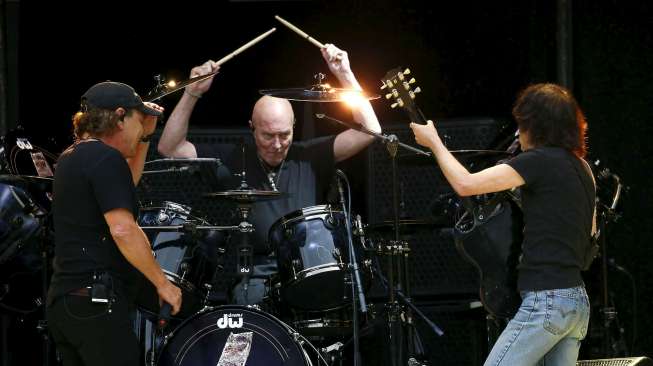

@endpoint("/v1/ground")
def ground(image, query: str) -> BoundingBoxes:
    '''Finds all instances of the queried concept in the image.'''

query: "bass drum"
[157,305,313,366]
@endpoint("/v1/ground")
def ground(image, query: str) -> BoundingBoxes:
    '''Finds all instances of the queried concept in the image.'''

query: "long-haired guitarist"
[411,83,595,365]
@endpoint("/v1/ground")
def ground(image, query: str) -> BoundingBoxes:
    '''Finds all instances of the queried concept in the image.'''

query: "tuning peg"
[391,98,405,109]
[408,78,416,84]
[398,73,405,81]
[402,81,410,90]
[380,82,387,90]
[409,87,421,99]
[403,68,411,75]
[385,93,394,100]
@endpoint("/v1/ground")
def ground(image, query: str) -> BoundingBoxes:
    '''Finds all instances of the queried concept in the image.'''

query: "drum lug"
[180,262,189,279]
[291,259,301,279]
[284,227,293,239]
[332,248,345,268]
[156,211,169,224]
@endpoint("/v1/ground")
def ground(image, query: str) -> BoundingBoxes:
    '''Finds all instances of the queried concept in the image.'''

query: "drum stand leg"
[35,214,53,366]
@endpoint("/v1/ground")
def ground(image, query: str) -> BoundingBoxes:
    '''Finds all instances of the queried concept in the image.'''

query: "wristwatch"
[140,134,153,143]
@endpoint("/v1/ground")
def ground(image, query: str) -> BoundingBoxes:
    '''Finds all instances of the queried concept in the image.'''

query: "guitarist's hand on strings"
[410,120,441,150]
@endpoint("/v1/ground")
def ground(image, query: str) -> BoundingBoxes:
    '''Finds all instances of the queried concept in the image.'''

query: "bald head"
[251,96,294,129]
[250,96,295,167]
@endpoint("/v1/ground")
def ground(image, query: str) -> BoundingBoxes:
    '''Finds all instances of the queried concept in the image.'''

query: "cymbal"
[260,84,380,102]
[204,189,285,203]
[400,150,512,165]
[143,158,222,175]
[0,175,53,192]
[366,217,448,235]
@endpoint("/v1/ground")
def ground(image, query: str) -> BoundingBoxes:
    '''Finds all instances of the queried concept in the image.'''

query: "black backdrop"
[8,0,653,362]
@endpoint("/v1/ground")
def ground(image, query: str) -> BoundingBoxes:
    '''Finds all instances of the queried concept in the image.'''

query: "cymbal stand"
[595,170,628,356]
[315,114,441,366]
[234,144,255,300]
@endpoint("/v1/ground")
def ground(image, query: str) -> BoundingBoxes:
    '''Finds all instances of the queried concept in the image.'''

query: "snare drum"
[269,205,350,311]
[157,305,313,366]
[138,202,225,316]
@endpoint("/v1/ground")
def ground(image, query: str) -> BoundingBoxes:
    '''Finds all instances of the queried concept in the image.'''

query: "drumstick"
[216,27,277,65]
[144,28,276,102]
[275,15,324,48]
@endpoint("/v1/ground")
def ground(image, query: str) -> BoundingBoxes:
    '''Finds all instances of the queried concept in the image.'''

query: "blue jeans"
[484,286,590,366]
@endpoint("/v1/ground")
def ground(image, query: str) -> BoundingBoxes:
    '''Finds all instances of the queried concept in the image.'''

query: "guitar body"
[453,195,523,319]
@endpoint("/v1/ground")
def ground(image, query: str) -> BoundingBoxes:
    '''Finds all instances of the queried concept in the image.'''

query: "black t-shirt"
[47,141,141,304]
[506,147,595,291]
[196,136,336,253]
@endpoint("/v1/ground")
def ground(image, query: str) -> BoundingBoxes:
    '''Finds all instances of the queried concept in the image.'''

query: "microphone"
[335,169,346,202]
[158,302,172,330]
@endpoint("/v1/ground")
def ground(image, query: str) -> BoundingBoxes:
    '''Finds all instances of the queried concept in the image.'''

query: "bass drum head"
[157,305,311,366]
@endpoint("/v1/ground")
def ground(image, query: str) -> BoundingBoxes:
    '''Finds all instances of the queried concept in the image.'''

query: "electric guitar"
[380,67,522,318]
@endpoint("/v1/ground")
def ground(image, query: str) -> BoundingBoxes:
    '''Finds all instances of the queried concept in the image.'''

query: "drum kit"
[0,16,527,366]
[134,151,381,366]
[0,91,485,366]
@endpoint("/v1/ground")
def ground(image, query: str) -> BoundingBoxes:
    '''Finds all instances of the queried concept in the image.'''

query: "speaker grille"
[577,358,653,366]
[365,118,506,298]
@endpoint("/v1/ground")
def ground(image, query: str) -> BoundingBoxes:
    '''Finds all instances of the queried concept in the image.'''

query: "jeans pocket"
[543,292,578,335]
[63,295,109,320]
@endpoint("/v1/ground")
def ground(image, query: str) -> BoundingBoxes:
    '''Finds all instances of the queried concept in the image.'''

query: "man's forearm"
[158,92,198,156]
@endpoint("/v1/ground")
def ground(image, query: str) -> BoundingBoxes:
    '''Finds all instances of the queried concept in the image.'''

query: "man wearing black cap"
[46,81,182,366]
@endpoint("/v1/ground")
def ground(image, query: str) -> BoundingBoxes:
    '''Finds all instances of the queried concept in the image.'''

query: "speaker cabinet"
[577,358,653,366]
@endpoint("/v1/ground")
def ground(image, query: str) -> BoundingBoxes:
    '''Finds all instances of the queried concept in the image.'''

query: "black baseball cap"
[81,81,162,116]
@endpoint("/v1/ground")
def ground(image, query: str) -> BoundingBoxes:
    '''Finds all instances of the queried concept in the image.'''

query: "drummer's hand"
[186,60,220,98]
[141,102,164,135]
[410,120,439,149]
[157,280,182,315]
[321,44,352,78]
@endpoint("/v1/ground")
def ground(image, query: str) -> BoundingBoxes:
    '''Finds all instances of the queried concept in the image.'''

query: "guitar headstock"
[380,67,423,123]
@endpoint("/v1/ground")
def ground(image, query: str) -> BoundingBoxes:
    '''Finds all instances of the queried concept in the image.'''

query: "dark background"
[3,0,652,363]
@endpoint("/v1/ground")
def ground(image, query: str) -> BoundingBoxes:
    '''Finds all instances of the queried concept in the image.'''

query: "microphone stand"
[316,114,440,366]
[335,170,366,366]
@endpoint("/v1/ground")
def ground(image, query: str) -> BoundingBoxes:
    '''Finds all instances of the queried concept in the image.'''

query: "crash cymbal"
[260,84,380,103]
[205,189,285,203]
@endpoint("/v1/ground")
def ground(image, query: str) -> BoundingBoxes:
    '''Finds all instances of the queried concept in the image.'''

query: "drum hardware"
[316,113,441,366]
[591,161,631,357]
[321,341,344,364]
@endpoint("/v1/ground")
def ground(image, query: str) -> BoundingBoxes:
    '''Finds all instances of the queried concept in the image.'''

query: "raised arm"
[127,102,163,185]
[322,44,382,163]
[157,60,219,158]
[410,120,525,196]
